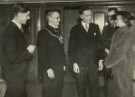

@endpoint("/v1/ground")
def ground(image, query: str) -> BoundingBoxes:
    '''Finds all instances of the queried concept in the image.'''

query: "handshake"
[98,60,113,80]
[103,68,113,80]
[27,44,36,54]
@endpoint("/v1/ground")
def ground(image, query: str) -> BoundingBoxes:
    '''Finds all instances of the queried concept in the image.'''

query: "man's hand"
[27,44,36,54]
[105,48,110,55]
[98,60,104,71]
[0,79,5,82]
[63,65,66,71]
[73,62,80,74]
[46,68,55,79]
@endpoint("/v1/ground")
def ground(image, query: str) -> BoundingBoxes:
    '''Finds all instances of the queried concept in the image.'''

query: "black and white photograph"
[0,0,135,97]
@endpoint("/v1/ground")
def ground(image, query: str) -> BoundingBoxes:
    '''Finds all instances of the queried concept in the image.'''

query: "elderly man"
[37,10,65,97]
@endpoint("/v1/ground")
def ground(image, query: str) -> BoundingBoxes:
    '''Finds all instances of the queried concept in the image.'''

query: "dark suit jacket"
[37,25,65,78]
[1,22,32,80]
[68,22,102,68]
[102,24,118,50]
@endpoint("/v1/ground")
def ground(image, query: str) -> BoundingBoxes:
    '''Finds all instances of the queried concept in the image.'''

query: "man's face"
[49,12,60,28]
[108,10,116,23]
[17,11,30,25]
[108,10,116,17]
[80,9,92,24]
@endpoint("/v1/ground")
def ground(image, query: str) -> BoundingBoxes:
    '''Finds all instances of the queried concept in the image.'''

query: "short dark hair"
[12,3,29,18]
[46,10,60,18]
[79,6,92,15]
[45,10,60,24]
[108,7,118,13]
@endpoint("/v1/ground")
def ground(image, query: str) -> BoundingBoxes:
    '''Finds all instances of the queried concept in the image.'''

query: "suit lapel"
[79,23,93,34]
[79,23,88,34]
[12,22,28,45]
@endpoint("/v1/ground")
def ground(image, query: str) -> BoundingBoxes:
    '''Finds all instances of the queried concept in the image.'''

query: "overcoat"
[105,26,135,97]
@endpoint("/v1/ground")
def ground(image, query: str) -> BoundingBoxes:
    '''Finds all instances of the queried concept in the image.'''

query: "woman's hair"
[116,11,132,27]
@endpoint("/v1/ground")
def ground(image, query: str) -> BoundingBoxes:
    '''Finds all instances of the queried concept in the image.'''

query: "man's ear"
[80,14,83,20]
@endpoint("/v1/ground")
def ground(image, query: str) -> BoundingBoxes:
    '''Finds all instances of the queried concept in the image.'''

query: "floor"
[26,72,106,97]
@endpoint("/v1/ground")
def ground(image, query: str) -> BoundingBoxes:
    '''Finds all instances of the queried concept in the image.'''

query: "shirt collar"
[81,21,89,28]
[12,19,22,30]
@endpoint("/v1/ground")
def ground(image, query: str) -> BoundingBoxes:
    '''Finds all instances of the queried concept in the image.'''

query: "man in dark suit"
[68,7,103,97]
[37,10,65,97]
[1,4,36,97]
[101,8,118,97]
[102,8,118,55]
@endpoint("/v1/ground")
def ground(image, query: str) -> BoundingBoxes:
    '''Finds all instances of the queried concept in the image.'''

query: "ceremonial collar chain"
[45,28,64,44]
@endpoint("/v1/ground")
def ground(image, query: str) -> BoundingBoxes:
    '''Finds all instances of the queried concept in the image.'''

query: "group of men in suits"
[37,6,105,97]
[0,3,109,97]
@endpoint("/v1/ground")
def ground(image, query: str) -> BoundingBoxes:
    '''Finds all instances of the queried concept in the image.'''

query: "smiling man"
[68,6,102,97]
[1,4,36,97]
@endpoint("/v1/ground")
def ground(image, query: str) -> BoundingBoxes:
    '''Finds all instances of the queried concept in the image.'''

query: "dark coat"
[68,22,102,67]
[104,26,135,97]
[1,22,32,80]
[37,25,65,78]
[102,24,118,50]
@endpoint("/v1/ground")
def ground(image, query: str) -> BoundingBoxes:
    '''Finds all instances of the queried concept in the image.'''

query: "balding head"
[46,10,60,29]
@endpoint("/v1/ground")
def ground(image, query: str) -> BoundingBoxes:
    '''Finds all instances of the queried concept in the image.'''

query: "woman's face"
[116,15,126,27]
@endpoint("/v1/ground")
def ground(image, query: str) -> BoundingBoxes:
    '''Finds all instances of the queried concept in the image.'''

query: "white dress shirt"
[81,21,89,32]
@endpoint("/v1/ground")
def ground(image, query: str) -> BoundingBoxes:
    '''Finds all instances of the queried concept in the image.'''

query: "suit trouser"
[5,79,26,97]
[4,62,29,97]
[4,73,27,97]
[42,65,64,97]
[74,66,99,97]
